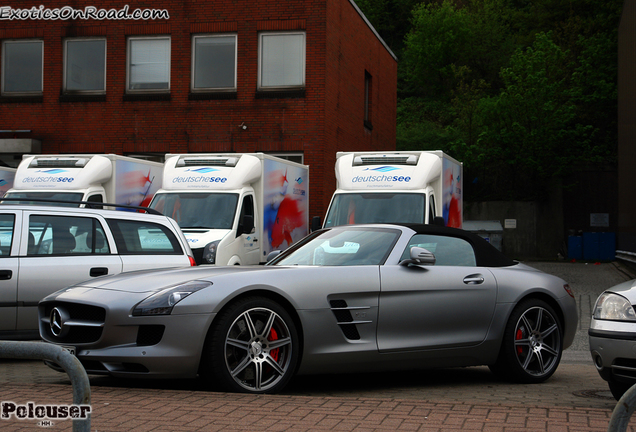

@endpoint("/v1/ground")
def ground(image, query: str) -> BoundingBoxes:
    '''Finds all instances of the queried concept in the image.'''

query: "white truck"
[323,151,463,228]
[148,153,309,265]
[0,166,16,197]
[4,154,162,207]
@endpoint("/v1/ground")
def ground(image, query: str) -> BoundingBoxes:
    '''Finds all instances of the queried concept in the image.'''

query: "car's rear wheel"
[489,299,563,383]
[200,296,299,393]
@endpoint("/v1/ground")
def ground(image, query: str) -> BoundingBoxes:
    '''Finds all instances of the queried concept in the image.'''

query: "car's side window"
[401,234,476,267]
[0,214,15,256]
[106,219,182,254]
[28,215,110,256]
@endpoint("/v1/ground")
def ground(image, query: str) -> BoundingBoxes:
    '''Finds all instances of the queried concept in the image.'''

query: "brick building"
[0,0,397,219]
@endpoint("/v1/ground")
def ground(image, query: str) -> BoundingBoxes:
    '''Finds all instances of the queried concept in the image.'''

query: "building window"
[127,36,170,92]
[364,71,373,130]
[1,40,43,95]
[64,39,106,93]
[258,32,305,89]
[192,35,236,91]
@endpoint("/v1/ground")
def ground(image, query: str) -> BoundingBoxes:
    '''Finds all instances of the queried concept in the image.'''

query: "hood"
[69,265,270,293]
[606,279,636,303]
[182,229,230,250]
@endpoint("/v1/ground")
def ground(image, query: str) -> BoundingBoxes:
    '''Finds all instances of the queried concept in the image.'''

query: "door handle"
[463,274,484,285]
[0,270,12,280]
[90,267,108,277]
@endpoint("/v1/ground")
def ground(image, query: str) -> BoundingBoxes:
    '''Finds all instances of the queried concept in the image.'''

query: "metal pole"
[0,340,91,432]
[608,384,636,432]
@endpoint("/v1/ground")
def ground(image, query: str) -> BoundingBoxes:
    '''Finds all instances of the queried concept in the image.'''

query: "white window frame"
[63,38,107,94]
[258,31,306,90]
[191,34,237,92]
[1,39,44,96]
[126,36,171,93]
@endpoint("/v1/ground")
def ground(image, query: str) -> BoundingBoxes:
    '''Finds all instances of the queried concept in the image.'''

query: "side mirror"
[237,215,254,236]
[399,247,436,266]
[266,250,282,262]
[311,216,322,232]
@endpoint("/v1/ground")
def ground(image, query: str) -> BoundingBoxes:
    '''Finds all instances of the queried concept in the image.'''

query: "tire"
[200,296,299,394]
[489,299,563,383]
[609,381,634,401]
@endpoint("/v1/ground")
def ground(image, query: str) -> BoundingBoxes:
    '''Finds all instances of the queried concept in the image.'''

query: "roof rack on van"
[0,197,162,215]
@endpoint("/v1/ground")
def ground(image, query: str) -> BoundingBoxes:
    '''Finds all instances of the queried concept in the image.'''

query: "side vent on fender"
[329,299,372,341]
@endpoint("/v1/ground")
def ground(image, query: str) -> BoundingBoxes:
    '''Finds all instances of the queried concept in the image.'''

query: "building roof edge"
[348,0,398,61]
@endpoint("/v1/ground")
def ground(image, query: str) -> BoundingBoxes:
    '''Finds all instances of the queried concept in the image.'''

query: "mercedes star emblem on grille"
[49,307,70,337]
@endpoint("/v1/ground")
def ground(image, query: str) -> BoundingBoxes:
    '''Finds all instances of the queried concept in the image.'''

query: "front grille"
[613,358,636,379]
[42,302,106,322]
[32,159,84,168]
[40,302,105,344]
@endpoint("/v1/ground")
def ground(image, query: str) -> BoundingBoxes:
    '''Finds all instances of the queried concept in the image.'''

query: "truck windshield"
[324,193,425,227]
[2,192,84,207]
[150,193,239,229]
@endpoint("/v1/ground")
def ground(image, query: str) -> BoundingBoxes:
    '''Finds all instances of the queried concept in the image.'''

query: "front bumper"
[40,296,216,379]
[589,319,636,385]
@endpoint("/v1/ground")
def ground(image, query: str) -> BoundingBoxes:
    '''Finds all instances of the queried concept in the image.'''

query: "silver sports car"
[39,224,577,394]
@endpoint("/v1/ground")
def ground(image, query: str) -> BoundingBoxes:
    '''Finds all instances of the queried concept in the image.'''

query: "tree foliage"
[355,0,622,200]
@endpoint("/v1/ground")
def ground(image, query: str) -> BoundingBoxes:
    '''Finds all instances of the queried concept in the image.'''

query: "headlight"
[202,241,219,264]
[132,281,211,316]
[593,292,636,321]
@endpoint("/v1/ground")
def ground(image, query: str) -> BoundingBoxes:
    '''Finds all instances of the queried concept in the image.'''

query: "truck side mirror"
[238,215,254,236]
[399,247,436,267]
[311,216,322,232]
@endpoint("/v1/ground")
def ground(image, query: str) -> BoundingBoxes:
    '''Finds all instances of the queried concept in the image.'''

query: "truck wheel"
[200,296,299,393]
[489,299,563,383]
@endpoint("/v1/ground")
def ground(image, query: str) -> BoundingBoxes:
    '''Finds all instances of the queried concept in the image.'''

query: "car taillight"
[189,256,197,266]
[563,284,574,298]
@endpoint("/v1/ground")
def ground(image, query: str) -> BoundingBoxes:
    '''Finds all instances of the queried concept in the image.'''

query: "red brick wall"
[0,0,396,220]
[322,0,398,211]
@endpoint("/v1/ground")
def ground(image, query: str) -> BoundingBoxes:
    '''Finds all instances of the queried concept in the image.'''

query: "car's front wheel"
[490,299,563,383]
[200,296,299,393]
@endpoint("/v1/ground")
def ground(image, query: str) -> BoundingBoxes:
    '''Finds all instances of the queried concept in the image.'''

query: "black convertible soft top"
[400,223,517,268]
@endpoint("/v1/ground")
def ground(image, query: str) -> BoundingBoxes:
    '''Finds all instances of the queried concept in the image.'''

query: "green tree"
[466,32,608,200]
[354,0,423,55]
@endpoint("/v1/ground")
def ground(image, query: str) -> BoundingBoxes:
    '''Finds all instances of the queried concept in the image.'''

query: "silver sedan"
[589,279,636,399]
[39,224,577,394]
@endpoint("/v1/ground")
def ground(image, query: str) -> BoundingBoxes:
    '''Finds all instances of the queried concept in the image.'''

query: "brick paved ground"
[0,359,633,432]
[0,380,631,432]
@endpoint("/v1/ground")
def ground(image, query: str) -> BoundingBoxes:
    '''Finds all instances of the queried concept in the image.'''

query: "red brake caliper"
[516,328,524,355]
[268,328,280,362]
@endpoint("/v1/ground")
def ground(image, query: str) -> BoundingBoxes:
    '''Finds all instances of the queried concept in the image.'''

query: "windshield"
[324,193,425,227]
[2,192,84,207]
[269,226,400,266]
[149,192,239,229]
